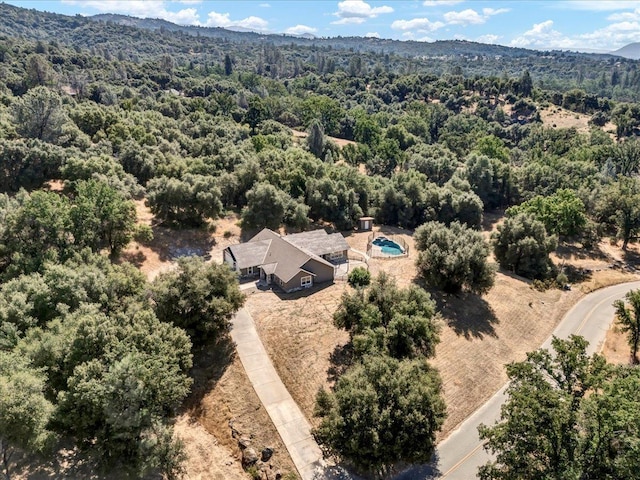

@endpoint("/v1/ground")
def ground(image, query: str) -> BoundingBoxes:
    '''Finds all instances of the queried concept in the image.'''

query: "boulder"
[242,447,259,465]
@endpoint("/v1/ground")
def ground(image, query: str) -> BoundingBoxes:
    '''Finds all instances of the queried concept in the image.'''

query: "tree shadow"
[622,248,640,270]
[272,281,335,301]
[146,224,216,262]
[181,333,236,415]
[430,290,499,340]
[556,241,608,261]
[327,342,355,383]
[116,249,146,268]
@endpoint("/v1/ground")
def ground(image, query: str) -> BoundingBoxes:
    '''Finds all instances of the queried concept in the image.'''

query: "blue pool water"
[372,236,404,255]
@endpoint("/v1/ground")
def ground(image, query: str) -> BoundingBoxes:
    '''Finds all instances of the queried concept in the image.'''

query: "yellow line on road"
[441,440,487,478]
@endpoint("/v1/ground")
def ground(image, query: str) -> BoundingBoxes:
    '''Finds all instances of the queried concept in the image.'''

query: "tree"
[614,289,640,364]
[241,182,290,231]
[334,273,440,360]
[493,213,557,279]
[596,177,640,250]
[0,190,74,278]
[507,189,586,237]
[415,221,495,294]
[71,179,138,256]
[479,336,640,480]
[151,256,245,345]
[347,267,370,288]
[313,354,446,476]
[12,86,66,143]
[244,96,269,134]
[0,351,54,480]
[463,153,514,210]
[405,143,459,186]
[146,174,223,227]
[307,119,325,159]
[224,53,233,76]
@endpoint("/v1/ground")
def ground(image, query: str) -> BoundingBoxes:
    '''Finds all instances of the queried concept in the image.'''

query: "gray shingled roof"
[227,228,339,283]
[284,230,349,256]
[227,240,271,269]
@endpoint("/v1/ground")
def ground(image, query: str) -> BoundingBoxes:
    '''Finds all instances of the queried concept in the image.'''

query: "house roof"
[227,228,338,283]
[283,230,350,256]
[227,240,271,270]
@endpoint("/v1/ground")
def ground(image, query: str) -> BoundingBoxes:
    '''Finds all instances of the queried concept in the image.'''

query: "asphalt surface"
[392,280,640,480]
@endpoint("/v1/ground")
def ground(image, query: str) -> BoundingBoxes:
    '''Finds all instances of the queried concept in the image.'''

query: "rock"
[261,447,274,462]
[238,436,252,449]
[242,447,259,465]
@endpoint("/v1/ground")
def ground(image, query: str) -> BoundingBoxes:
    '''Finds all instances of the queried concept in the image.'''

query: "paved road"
[392,280,640,480]
[230,308,325,480]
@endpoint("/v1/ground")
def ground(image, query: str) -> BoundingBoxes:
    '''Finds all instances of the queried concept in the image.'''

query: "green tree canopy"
[415,221,495,294]
[507,188,586,237]
[0,351,55,480]
[313,354,446,476]
[493,213,557,279]
[151,256,245,345]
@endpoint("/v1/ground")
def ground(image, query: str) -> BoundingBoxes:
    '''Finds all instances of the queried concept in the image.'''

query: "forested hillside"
[1,2,640,479]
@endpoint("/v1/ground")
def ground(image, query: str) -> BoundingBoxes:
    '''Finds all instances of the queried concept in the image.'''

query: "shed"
[359,217,374,231]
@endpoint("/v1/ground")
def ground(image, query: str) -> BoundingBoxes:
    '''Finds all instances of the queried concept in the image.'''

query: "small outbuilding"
[359,216,374,231]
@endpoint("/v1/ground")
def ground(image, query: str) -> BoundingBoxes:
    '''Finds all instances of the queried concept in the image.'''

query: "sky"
[8,0,640,52]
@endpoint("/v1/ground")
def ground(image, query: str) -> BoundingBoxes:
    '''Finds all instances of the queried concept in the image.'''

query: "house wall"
[302,259,334,283]
[223,249,237,272]
[239,266,260,278]
[281,270,314,292]
[322,250,348,262]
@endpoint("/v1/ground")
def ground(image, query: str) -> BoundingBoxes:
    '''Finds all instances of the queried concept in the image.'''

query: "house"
[223,228,349,292]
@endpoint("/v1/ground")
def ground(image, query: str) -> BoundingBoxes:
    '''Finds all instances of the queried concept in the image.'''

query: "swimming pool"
[372,236,405,256]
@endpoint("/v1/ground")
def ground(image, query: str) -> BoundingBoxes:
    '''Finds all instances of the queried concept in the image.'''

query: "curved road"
[393,280,640,480]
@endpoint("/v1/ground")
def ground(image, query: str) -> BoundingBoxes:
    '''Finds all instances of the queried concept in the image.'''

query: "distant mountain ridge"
[87,12,614,60]
[612,43,640,60]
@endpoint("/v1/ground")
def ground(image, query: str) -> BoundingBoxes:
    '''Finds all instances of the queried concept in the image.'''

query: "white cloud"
[443,8,484,25]
[284,24,317,35]
[577,21,640,49]
[391,17,444,31]
[364,31,380,37]
[423,0,463,6]
[443,7,509,26]
[332,0,393,25]
[510,20,573,49]
[62,0,203,24]
[204,11,268,30]
[477,34,500,44]
[608,8,640,21]
[561,1,640,11]
[259,3,271,7]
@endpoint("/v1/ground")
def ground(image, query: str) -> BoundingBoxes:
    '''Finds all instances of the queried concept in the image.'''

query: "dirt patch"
[174,415,247,480]
[187,337,298,479]
[601,322,633,366]
[291,128,356,148]
[540,106,591,133]
[119,201,242,280]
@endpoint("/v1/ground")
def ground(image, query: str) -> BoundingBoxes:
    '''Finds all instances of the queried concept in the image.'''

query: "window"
[329,251,343,260]
[301,275,312,288]
[247,266,255,275]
